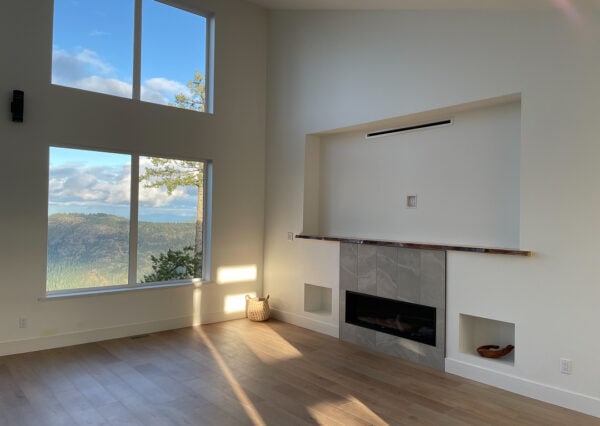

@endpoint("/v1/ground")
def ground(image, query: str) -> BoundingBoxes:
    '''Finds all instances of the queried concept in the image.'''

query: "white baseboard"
[0,316,193,357]
[446,357,600,418]
[270,308,339,338]
[198,310,246,325]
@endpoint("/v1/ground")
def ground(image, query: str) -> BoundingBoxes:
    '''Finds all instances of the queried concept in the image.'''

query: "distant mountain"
[47,213,197,291]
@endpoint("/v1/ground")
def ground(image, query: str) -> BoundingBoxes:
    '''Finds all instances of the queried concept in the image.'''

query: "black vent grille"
[366,119,452,139]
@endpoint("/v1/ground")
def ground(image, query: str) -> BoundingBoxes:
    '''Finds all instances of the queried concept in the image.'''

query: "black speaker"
[11,90,24,122]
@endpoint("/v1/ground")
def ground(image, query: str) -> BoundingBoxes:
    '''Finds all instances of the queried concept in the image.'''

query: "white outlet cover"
[560,358,573,374]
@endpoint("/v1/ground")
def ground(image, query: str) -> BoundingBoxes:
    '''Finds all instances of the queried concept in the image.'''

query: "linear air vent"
[366,119,453,140]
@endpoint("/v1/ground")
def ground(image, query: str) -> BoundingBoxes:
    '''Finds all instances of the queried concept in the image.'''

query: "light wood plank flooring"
[0,319,597,425]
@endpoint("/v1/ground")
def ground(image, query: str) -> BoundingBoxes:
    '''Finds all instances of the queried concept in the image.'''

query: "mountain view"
[47,213,196,291]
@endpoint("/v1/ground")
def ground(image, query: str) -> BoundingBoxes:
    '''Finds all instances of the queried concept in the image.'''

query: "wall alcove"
[302,93,523,251]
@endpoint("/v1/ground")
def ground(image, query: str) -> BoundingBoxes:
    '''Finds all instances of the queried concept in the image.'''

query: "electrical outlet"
[287,232,294,241]
[560,358,572,375]
[18,317,27,329]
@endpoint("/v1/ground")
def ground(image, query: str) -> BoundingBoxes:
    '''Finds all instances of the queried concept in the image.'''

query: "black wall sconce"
[11,90,24,122]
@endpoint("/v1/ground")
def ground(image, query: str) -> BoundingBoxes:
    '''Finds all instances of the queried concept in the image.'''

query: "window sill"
[40,280,210,301]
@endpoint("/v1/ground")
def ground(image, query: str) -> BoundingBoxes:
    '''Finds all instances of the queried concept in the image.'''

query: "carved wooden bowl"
[477,344,514,358]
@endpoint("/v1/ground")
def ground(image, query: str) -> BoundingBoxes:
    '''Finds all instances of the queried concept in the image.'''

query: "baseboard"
[270,308,339,338]
[445,357,600,418]
[198,310,246,325]
[0,316,193,357]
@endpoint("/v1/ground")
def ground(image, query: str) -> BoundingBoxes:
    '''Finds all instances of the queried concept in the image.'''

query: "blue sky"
[52,0,207,104]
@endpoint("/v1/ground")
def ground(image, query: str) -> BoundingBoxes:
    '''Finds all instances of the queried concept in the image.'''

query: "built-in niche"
[459,313,515,366]
[303,94,522,249]
[304,283,332,315]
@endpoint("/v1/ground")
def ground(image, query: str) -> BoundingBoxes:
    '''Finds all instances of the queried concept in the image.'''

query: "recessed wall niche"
[304,283,332,315]
[459,313,515,366]
[303,94,522,249]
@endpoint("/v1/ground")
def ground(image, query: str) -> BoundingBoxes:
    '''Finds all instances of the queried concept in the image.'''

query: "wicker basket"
[246,294,270,322]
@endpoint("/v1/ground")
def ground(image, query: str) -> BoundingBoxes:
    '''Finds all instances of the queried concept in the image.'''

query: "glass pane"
[138,157,204,283]
[47,148,131,292]
[52,0,134,98]
[141,0,207,110]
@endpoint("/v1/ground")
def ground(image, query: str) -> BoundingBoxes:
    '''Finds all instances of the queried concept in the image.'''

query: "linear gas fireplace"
[346,291,436,346]
[340,243,446,370]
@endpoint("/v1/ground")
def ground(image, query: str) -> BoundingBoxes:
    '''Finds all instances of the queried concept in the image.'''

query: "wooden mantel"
[296,234,532,256]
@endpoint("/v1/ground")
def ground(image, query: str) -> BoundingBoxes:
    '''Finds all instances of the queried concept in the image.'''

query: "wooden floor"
[0,320,597,426]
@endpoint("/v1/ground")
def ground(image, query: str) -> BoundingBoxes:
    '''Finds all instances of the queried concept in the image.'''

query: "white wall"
[264,9,600,416]
[317,101,521,247]
[0,0,266,353]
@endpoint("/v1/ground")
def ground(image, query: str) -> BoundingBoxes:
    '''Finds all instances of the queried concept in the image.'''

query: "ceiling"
[247,0,599,11]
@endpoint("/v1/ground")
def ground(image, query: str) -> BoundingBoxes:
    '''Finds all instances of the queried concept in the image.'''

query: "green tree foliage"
[46,213,196,291]
[139,158,205,277]
[171,70,206,112]
[142,246,201,283]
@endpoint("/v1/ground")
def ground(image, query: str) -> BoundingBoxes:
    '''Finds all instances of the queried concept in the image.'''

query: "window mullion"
[128,155,140,285]
[132,0,142,100]
[206,15,214,113]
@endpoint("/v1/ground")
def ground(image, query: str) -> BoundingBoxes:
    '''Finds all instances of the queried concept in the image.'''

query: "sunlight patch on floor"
[305,395,386,425]
[339,395,388,426]
[197,328,266,426]
[240,325,303,364]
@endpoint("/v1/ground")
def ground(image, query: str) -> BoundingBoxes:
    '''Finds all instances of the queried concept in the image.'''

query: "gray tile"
[420,250,445,309]
[376,246,397,299]
[375,331,397,345]
[435,307,446,350]
[339,296,346,325]
[340,243,358,291]
[340,322,357,344]
[358,245,377,295]
[355,326,377,348]
[396,248,421,303]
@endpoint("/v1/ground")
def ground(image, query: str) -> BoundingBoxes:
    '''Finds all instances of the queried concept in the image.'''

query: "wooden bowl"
[477,344,514,358]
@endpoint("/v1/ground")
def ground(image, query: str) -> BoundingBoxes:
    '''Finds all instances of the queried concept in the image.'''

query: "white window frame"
[46,145,213,296]
[144,0,216,113]
[53,0,215,113]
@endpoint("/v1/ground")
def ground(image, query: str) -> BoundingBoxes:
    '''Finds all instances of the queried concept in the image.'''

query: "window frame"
[52,0,215,113]
[46,145,212,296]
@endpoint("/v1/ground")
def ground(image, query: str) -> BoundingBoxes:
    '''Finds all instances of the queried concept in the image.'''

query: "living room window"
[47,147,210,294]
[51,0,212,112]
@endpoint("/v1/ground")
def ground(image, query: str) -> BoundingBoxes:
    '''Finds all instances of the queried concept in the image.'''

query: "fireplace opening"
[346,291,436,346]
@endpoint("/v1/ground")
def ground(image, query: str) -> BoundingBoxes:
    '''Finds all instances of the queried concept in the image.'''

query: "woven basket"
[246,295,270,322]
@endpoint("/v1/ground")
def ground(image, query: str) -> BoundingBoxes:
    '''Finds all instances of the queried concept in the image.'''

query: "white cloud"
[145,77,187,95]
[139,186,188,207]
[138,157,196,207]
[140,86,169,105]
[51,47,190,106]
[49,164,131,206]
[141,77,192,106]
[49,161,195,211]
[75,49,114,74]
[52,48,115,85]
[76,76,132,98]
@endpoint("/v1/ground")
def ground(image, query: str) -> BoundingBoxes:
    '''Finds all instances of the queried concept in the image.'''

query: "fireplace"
[339,243,446,370]
[346,290,436,346]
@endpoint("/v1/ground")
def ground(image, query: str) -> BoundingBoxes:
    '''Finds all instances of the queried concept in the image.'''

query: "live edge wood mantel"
[296,234,532,256]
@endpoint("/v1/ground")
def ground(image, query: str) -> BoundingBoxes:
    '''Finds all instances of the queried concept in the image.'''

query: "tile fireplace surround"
[339,243,446,370]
